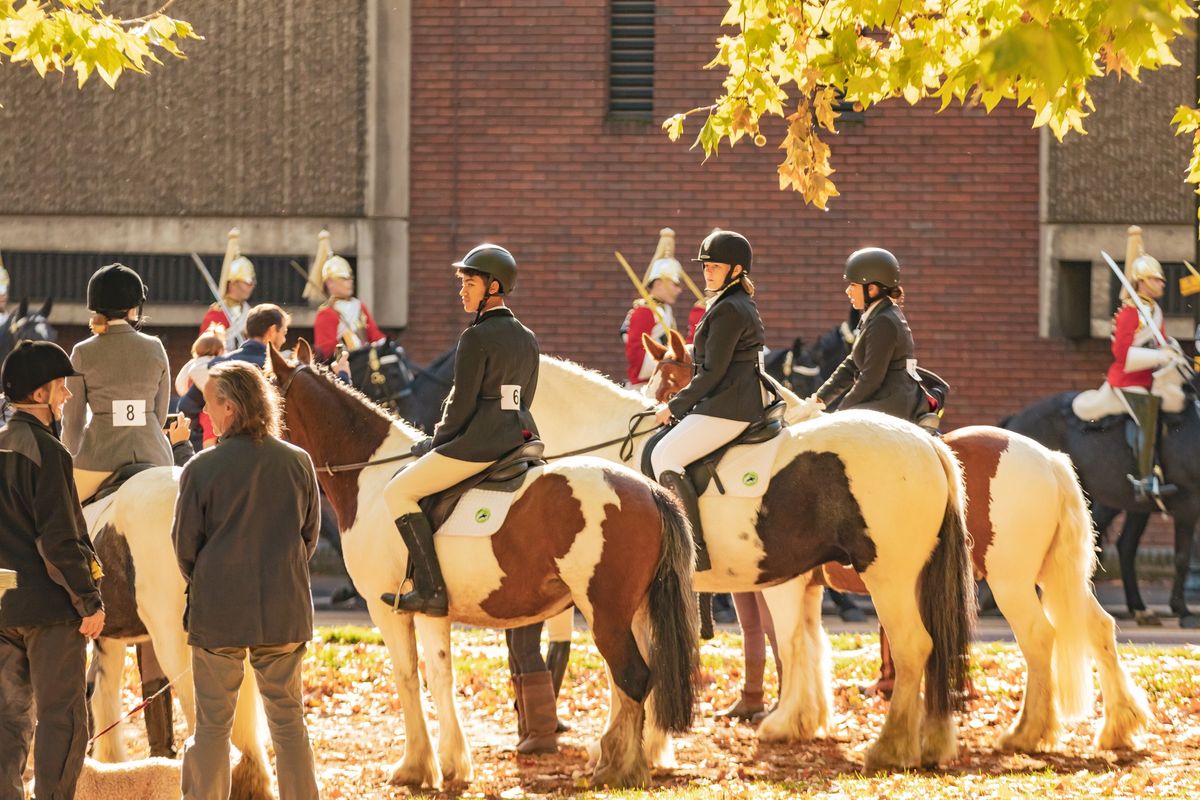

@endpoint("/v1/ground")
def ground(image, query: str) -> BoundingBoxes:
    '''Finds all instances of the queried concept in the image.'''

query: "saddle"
[86,462,158,505]
[418,440,546,533]
[642,399,787,496]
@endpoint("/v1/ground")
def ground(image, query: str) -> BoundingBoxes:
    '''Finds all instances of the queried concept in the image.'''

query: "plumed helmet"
[1122,226,1165,302]
[644,228,683,285]
[2,340,80,400]
[304,230,354,305]
[1129,253,1165,284]
[844,247,901,288]
[694,230,753,271]
[453,244,518,293]
[218,228,256,297]
[87,263,147,311]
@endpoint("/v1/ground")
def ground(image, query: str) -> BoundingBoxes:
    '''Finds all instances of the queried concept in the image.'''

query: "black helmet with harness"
[87,263,147,312]
[844,247,900,289]
[694,230,753,291]
[453,244,518,323]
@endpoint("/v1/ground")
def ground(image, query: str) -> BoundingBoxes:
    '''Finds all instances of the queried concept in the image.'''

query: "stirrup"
[381,586,448,617]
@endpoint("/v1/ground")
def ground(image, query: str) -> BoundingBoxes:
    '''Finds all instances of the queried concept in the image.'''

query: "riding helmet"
[2,340,80,400]
[453,244,518,293]
[87,263,147,312]
[844,248,901,288]
[694,230,753,271]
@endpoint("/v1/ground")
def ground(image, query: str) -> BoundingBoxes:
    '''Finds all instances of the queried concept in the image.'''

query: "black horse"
[393,344,457,433]
[1004,391,1200,629]
[0,298,57,364]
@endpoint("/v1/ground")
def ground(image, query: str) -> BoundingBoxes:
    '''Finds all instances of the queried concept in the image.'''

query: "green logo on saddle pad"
[475,508,492,524]
[742,471,759,487]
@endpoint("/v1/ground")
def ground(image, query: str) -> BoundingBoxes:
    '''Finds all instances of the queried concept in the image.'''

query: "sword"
[189,252,248,344]
[615,251,671,333]
[1101,250,1194,379]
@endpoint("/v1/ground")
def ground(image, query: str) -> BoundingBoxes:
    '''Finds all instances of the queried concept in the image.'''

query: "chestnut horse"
[270,342,698,790]
[646,330,1149,752]
[530,357,975,770]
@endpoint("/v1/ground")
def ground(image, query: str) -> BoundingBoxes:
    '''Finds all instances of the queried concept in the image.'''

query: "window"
[1107,261,1194,317]
[609,1,655,118]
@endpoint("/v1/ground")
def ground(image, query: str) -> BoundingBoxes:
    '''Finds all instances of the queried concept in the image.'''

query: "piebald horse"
[532,355,976,769]
[270,341,698,789]
[646,330,1150,752]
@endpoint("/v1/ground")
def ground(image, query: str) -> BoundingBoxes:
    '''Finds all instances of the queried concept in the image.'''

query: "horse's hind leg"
[1084,596,1151,749]
[414,615,472,783]
[989,577,1059,751]
[370,600,442,789]
[90,638,128,762]
[589,621,650,788]
[757,576,820,742]
[864,581,928,771]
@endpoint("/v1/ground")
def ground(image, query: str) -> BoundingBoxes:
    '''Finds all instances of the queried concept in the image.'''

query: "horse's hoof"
[591,763,649,790]
[863,742,913,773]
[997,726,1049,754]
[1133,609,1162,627]
[1178,614,1200,630]
[756,708,816,742]
[439,751,473,784]
[389,757,442,789]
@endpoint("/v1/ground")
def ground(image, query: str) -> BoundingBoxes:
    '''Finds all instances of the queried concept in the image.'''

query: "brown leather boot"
[716,690,765,720]
[515,671,559,754]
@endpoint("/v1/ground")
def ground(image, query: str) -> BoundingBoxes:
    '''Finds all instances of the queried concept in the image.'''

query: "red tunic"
[199,307,229,336]
[1106,304,1164,389]
[313,300,384,361]
[623,304,659,385]
[686,303,705,344]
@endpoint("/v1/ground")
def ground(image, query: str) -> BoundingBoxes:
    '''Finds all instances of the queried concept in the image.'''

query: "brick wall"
[405,0,1111,429]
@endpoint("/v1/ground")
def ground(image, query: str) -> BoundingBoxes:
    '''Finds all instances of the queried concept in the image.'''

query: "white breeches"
[383,451,489,518]
[545,606,574,643]
[74,468,113,502]
[650,414,750,479]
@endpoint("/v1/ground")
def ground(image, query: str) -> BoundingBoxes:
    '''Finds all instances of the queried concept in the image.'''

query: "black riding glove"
[411,437,434,457]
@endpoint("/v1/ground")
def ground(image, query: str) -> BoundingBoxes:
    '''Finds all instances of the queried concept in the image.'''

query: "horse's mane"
[298,361,424,440]
[540,355,648,404]
[426,345,457,373]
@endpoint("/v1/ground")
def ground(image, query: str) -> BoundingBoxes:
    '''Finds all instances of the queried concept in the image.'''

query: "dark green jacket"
[816,297,927,420]
[668,283,767,423]
[0,412,103,628]
[432,307,540,462]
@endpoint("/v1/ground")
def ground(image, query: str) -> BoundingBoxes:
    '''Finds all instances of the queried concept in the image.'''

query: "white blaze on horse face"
[644,370,663,402]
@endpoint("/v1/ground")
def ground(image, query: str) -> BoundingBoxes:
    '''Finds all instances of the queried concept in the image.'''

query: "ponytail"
[739,274,756,297]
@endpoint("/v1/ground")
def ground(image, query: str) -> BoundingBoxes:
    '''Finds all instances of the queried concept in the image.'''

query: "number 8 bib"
[112,399,147,427]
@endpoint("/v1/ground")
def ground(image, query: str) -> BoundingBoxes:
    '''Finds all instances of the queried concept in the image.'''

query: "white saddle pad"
[434,488,522,539]
[700,434,786,499]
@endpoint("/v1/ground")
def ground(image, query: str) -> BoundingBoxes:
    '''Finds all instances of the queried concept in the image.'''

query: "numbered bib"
[500,385,522,411]
[112,400,147,427]
[906,358,920,381]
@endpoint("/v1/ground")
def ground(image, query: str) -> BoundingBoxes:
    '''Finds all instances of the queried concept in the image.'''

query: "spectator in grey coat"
[171,361,321,800]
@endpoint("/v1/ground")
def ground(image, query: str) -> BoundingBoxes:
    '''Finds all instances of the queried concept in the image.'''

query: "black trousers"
[0,621,88,800]
[506,622,547,675]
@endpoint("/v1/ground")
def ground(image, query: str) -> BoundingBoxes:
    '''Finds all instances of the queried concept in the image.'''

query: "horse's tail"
[229,663,271,799]
[921,439,977,718]
[648,486,699,733]
[1040,452,1098,721]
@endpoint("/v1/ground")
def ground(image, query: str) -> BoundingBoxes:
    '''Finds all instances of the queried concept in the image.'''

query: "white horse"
[532,356,976,770]
[555,346,1149,753]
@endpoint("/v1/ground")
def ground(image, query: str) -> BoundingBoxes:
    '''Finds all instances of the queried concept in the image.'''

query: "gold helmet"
[218,228,256,297]
[304,230,353,305]
[1122,225,1164,302]
[643,228,683,286]
[0,251,9,295]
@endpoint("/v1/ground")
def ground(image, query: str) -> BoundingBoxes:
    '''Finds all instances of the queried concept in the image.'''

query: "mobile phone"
[162,412,182,430]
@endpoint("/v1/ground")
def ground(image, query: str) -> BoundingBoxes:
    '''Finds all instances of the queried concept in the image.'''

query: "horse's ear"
[267,342,292,379]
[792,336,804,356]
[295,338,314,365]
[642,333,668,362]
[17,298,28,320]
[37,297,53,319]
[667,328,688,360]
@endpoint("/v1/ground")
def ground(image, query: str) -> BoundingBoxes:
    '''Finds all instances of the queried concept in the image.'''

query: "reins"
[278,361,663,474]
[89,665,191,745]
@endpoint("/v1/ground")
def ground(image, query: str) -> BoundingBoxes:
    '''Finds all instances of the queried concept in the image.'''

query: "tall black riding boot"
[544,639,572,733]
[660,470,711,572]
[380,512,448,617]
[1123,391,1177,502]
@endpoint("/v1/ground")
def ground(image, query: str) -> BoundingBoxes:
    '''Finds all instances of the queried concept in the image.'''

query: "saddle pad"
[701,434,786,499]
[434,488,520,539]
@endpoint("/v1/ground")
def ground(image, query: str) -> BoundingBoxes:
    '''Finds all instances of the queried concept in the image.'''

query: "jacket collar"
[100,320,136,335]
[474,306,514,324]
[859,295,894,327]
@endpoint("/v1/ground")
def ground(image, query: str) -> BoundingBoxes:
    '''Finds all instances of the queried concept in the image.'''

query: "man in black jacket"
[0,340,106,800]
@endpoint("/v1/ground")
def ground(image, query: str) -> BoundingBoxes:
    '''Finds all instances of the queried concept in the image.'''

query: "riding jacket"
[61,321,174,471]
[667,282,767,423]
[431,307,540,463]
[0,412,103,628]
[816,296,927,421]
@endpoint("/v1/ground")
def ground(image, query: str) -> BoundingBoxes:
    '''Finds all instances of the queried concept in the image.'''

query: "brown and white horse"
[645,330,1149,752]
[270,342,699,789]
[531,354,976,770]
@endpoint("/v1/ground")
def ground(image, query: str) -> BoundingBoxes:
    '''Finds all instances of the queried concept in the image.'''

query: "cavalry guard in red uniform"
[304,230,384,362]
[620,228,684,387]
[1074,226,1189,501]
[199,228,256,351]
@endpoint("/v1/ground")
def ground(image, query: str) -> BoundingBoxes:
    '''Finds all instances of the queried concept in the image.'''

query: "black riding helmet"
[844,247,901,289]
[452,244,518,294]
[87,263,147,312]
[694,230,752,272]
[2,340,80,400]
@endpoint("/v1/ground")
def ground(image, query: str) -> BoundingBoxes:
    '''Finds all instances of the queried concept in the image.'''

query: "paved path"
[313,575,1199,645]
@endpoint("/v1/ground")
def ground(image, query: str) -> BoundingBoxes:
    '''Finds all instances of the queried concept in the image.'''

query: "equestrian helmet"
[2,340,80,400]
[453,244,518,293]
[87,263,147,311]
[844,247,901,288]
[694,230,753,271]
